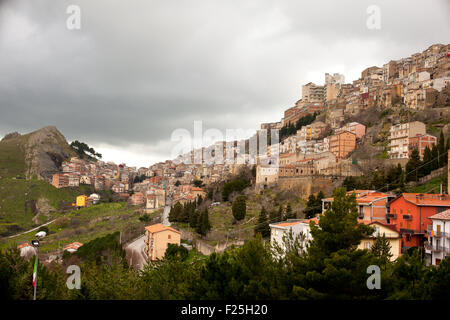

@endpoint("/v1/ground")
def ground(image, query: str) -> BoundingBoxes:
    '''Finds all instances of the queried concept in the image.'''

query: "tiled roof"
[402,193,450,207]
[17,243,31,249]
[145,223,181,234]
[429,209,450,221]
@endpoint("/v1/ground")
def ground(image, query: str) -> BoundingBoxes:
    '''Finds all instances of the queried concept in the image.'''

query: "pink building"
[335,122,366,139]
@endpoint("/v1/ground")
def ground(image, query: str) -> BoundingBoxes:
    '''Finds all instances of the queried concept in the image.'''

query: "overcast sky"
[0,0,449,167]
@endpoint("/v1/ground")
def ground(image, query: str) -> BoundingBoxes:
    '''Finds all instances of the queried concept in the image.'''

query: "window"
[365,242,371,249]
[168,235,171,240]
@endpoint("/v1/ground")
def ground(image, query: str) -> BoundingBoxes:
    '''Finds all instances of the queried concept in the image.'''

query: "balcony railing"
[432,231,450,238]
[387,213,397,219]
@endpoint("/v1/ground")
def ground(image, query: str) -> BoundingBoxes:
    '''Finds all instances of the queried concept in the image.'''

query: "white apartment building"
[426,209,450,266]
[388,121,426,159]
[269,219,315,256]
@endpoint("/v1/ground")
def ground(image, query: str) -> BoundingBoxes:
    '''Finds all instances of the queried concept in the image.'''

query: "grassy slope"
[406,176,444,194]
[0,135,27,178]
[0,131,91,235]
[173,189,305,246]
[0,177,95,235]
[0,202,151,253]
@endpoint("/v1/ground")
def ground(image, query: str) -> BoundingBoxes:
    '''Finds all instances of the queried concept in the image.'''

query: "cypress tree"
[232,195,246,221]
[285,202,295,219]
[276,205,283,221]
[196,209,211,237]
[254,207,270,238]
[431,145,439,171]
[189,209,199,229]
[423,145,432,176]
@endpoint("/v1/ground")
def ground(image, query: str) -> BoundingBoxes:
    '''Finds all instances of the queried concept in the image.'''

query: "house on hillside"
[63,242,83,253]
[387,193,450,252]
[358,221,402,261]
[76,195,89,208]
[425,209,450,266]
[144,224,181,261]
[269,218,318,256]
[322,190,394,223]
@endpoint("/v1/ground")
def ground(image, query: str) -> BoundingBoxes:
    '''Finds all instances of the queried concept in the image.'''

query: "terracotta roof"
[145,223,181,234]
[17,243,31,249]
[429,209,450,221]
[402,193,450,207]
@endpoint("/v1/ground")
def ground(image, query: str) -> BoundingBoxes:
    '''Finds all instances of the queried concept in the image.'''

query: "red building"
[322,190,394,223]
[387,193,450,250]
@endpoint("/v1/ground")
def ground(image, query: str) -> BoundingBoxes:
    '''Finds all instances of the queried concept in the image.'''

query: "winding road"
[125,199,172,270]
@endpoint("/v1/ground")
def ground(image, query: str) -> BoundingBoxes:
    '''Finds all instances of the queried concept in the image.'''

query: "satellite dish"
[35,231,47,239]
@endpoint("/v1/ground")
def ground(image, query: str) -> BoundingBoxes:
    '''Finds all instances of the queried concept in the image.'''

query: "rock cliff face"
[1,126,76,181]
[24,126,76,181]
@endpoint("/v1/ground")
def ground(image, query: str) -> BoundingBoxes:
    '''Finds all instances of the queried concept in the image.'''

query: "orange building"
[52,173,69,188]
[323,190,393,223]
[329,131,356,159]
[387,193,450,250]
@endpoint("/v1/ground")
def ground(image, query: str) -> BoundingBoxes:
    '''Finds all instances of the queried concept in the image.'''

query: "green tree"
[196,208,211,237]
[438,130,445,167]
[169,202,183,222]
[165,244,189,261]
[303,194,317,219]
[431,145,439,171]
[309,188,374,257]
[405,148,422,182]
[370,233,393,266]
[189,209,199,229]
[193,180,203,188]
[285,202,295,219]
[276,205,283,222]
[232,195,246,221]
[422,145,432,176]
[254,207,270,238]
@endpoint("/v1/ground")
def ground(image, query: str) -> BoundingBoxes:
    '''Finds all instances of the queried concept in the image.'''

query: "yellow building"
[144,224,181,261]
[76,195,89,207]
[358,221,402,261]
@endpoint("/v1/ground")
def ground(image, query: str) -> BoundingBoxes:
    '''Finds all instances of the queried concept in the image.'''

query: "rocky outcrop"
[23,126,76,181]
[1,131,21,141]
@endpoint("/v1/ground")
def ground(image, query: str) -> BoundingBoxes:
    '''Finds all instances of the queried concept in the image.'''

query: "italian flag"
[32,256,37,287]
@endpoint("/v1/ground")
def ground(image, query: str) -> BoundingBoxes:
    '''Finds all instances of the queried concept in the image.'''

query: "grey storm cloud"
[0,0,449,165]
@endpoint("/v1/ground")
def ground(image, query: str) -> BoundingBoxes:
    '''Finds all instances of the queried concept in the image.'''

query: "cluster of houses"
[270,190,450,266]
[51,157,137,192]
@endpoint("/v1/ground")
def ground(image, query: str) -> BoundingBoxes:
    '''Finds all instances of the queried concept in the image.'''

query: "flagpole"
[33,246,38,300]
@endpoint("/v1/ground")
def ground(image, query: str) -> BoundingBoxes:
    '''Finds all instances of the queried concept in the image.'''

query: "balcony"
[400,228,415,234]
[387,213,397,219]
[402,214,413,221]
[432,231,450,238]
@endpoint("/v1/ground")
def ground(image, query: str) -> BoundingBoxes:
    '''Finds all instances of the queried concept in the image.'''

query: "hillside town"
[33,43,450,268]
